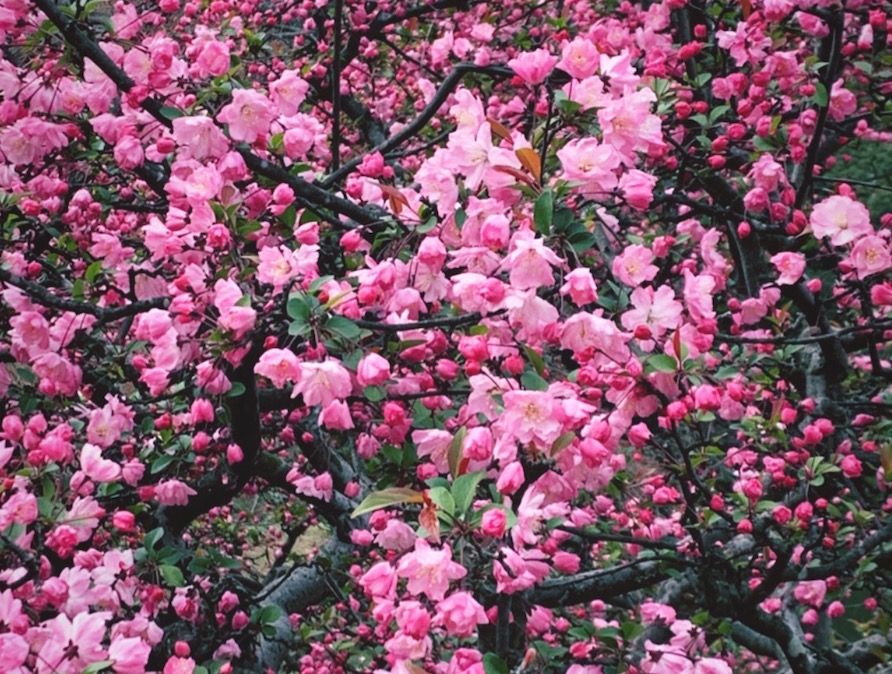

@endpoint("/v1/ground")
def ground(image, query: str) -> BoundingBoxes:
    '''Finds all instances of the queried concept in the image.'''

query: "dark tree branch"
[321,63,513,187]
[0,267,166,324]
[529,560,675,608]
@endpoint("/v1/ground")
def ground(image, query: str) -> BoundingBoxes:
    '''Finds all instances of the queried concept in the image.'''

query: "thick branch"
[0,267,166,324]
[528,560,673,608]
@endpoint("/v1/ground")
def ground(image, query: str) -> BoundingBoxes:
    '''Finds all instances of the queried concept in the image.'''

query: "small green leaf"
[428,486,455,516]
[448,426,467,478]
[258,605,285,625]
[85,260,103,283]
[550,432,576,456]
[452,471,486,514]
[534,189,554,236]
[351,487,426,518]
[521,371,549,391]
[81,660,115,674]
[813,82,829,107]
[160,106,184,121]
[647,354,678,374]
[522,345,546,376]
[287,294,312,322]
[483,653,510,674]
[159,564,185,587]
[326,316,361,340]
[363,385,385,402]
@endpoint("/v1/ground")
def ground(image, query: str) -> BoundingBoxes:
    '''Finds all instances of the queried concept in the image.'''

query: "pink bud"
[480,508,507,538]
[356,353,391,387]
[496,461,524,495]
[112,511,136,532]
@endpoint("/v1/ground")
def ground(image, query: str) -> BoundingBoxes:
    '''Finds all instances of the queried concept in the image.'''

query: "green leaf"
[483,653,510,674]
[428,486,455,516]
[522,344,546,376]
[226,381,246,398]
[448,426,467,478]
[160,106,184,121]
[363,385,385,402]
[287,294,312,322]
[452,471,485,514]
[144,527,164,551]
[159,564,185,587]
[647,354,678,374]
[351,487,425,518]
[533,189,554,236]
[85,260,103,283]
[521,370,549,391]
[150,454,177,474]
[258,605,285,625]
[326,316,361,340]
[550,432,576,456]
[813,82,829,107]
[80,660,115,674]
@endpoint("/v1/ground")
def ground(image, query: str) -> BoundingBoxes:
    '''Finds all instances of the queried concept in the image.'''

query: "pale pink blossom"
[507,48,557,85]
[396,539,466,601]
[80,443,121,482]
[294,360,352,406]
[270,69,309,116]
[770,252,806,285]
[216,88,277,143]
[356,353,391,387]
[154,479,197,506]
[810,195,872,246]
[612,244,659,287]
[849,235,892,280]
[502,234,563,290]
[254,348,301,387]
[435,591,488,637]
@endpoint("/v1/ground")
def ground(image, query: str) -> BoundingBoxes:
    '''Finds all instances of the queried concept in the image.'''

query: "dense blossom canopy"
[0,0,891,674]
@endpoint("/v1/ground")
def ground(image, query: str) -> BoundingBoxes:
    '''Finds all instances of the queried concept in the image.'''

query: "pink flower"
[109,636,151,674]
[793,580,827,608]
[557,137,621,196]
[356,353,391,387]
[612,244,659,287]
[112,511,137,532]
[216,88,277,143]
[498,391,562,449]
[558,38,600,79]
[171,116,229,160]
[435,591,488,637]
[496,461,525,495]
[480,509,507,538]
[195,40,230,78]
[319,400,354,430]
[294,360,352,406]
[80,443,121,482]
[255,348,301,388]
[508,48,558,85]
[770,251,806,285]
[396,539,467,601]
[359,561,398,599]
[810,195,872,246]
[560,268,598,306]
[849,235,891,280]
[270,69,310,116]
[155,479,198,506]
[502,234,564,290]
[163,656,196,674]
[619,170,658,211]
